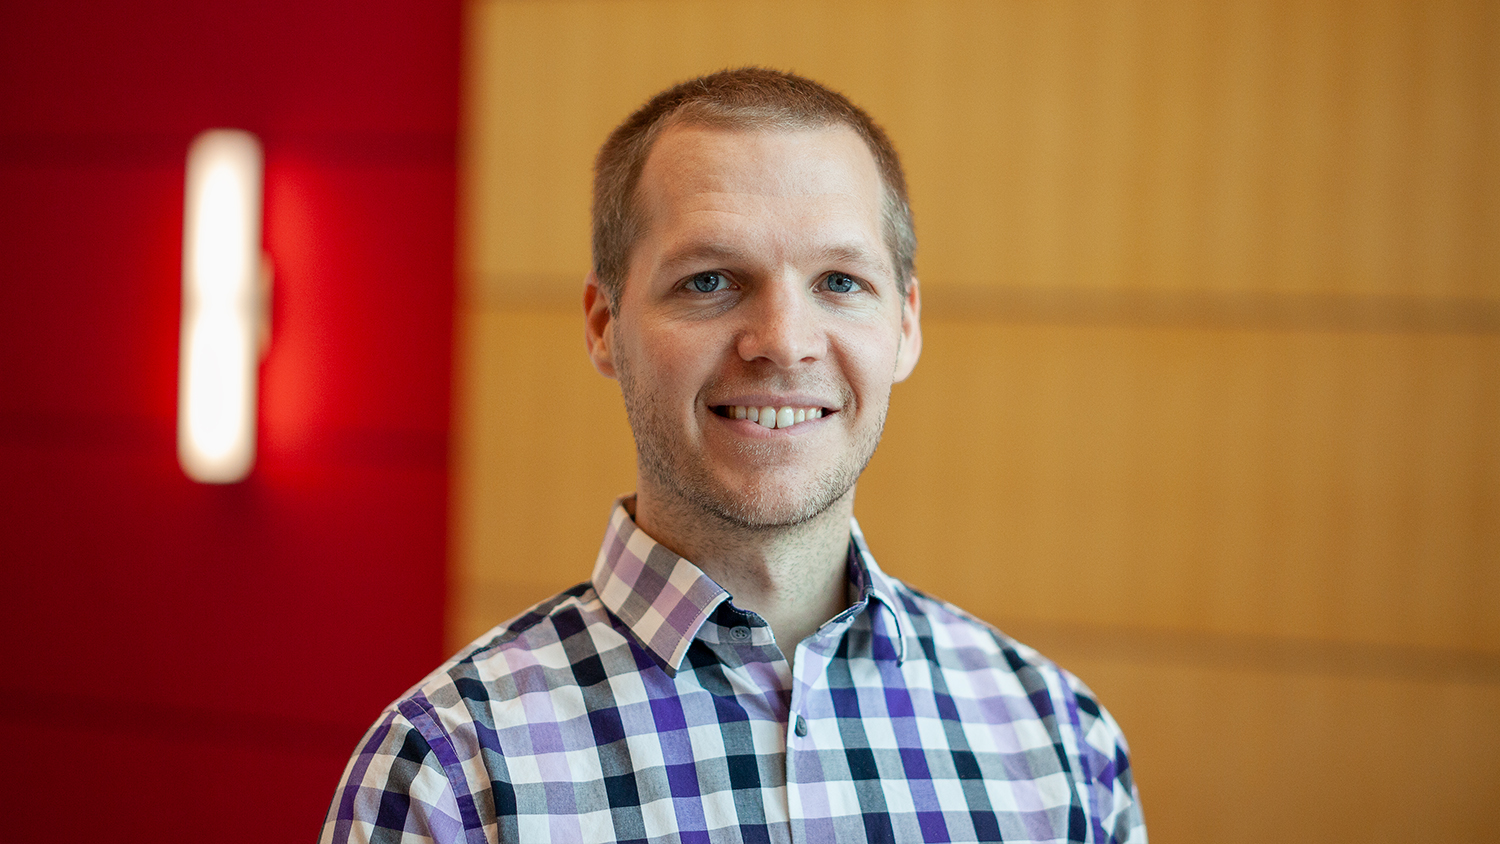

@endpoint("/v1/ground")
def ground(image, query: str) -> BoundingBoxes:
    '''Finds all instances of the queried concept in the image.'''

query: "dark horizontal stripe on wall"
[469,274,1500,335]
[1004,620,1500,686]
[0,411,446,468]
[10,687,366,756]
[0,410,170,454]
[0,131,455,166]
[923,285,1500,335]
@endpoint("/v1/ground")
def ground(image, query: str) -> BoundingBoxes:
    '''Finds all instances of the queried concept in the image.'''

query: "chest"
[475,656,1092,843]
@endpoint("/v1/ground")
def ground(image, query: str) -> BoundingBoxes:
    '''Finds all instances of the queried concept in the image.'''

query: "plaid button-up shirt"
[322,501,1145,843]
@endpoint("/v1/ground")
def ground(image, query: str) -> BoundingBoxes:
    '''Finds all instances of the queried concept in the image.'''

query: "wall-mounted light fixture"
[178,129,270,484]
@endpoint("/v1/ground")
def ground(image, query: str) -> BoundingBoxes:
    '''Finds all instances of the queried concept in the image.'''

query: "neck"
[632,487,855,669]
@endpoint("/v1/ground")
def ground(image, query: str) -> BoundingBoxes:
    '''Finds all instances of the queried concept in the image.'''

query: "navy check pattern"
[322,500,1145,843]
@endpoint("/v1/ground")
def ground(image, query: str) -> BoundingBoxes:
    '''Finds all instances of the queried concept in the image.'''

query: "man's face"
[585,122,921,530]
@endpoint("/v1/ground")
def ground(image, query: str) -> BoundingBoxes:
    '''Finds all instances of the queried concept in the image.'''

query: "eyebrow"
[657,241,890,277]
[814,243,888,273]
[657,242,752,275]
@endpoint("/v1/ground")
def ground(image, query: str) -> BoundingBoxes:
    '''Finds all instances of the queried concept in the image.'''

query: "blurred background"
[3,1,1495,842]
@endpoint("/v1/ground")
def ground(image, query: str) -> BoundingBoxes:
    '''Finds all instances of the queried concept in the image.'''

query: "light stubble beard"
[615,357,888,533]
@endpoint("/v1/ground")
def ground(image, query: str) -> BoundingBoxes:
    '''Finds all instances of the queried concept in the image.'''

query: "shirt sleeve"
[1068,677,1148,844]
[320,708,471,844]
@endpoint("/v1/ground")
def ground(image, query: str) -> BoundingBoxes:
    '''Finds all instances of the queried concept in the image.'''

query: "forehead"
[634,123,886,243]
[642,120,881,189]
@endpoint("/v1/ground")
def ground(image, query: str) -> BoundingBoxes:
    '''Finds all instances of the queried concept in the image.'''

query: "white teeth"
[723,405,825,429]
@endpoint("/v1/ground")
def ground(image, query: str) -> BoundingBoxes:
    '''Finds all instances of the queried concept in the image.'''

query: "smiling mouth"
[713,405,829,430]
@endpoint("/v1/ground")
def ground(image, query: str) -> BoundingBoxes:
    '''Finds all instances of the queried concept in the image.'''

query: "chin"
[630,411,879,533]
[690,473,856,531]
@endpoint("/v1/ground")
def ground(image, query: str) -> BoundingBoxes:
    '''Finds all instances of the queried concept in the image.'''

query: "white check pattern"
[322,500,1145,843]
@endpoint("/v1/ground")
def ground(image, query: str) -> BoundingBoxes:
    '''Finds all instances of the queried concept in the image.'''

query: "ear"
[583,271,619,379]
[893,276,922,382]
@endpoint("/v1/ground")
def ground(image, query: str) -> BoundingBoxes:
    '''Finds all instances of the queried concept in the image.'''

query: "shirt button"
[729,626,752,642]
[794,714,808,737]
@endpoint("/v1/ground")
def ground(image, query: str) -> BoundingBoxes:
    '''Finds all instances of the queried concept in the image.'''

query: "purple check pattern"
[322,501,1145,843]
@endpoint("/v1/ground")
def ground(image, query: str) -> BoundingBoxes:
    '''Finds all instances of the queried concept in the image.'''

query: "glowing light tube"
[178,130,267,483]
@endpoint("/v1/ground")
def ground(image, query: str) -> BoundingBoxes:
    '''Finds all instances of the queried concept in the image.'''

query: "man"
[323,67,1145,843]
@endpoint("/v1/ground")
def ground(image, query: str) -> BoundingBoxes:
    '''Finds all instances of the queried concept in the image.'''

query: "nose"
[735,275,826,368]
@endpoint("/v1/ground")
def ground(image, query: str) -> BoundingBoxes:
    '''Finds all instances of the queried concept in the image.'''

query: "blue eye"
[825,273,856,293]
[689,272,725,293]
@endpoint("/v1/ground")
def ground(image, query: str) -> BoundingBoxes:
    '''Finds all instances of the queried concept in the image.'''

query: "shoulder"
[359,583,614,766]
[894,579,1125,732]
[886,578,1070,685]
[394,580,619,721]
[887,578,1144,835]
[322,582,620,843]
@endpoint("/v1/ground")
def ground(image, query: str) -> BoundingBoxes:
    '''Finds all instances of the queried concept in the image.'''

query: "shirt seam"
[395,694,487,842]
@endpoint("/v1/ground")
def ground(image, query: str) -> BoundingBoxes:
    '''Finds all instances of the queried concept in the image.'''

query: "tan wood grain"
[453,2,1500,839]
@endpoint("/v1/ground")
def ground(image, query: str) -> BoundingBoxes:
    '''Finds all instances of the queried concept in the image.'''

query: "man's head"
[584,70,921,533]
[591,67,916,312]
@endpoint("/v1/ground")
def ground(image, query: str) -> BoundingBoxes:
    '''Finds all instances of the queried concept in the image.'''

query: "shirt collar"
[846,516,914,664]
[591,497,914,673]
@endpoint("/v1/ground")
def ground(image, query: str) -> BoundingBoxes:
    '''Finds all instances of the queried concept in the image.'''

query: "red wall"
[0,2,459,840]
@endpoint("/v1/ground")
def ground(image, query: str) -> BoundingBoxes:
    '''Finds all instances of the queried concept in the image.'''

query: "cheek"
[630,331,706,398]
[840,326,904,384]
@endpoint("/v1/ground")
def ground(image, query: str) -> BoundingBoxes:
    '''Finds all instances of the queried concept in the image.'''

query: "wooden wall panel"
[859,320,1499,653]
[463,0,1497,303]
[1054,653,1500,843]
[451,308,636,634]
[454,0,1499,839]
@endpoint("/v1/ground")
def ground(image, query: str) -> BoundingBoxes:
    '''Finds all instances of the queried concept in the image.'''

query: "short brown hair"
[591,67,916,309]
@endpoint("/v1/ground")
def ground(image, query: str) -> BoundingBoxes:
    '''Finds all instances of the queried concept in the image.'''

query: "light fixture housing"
[178,129,270,484]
